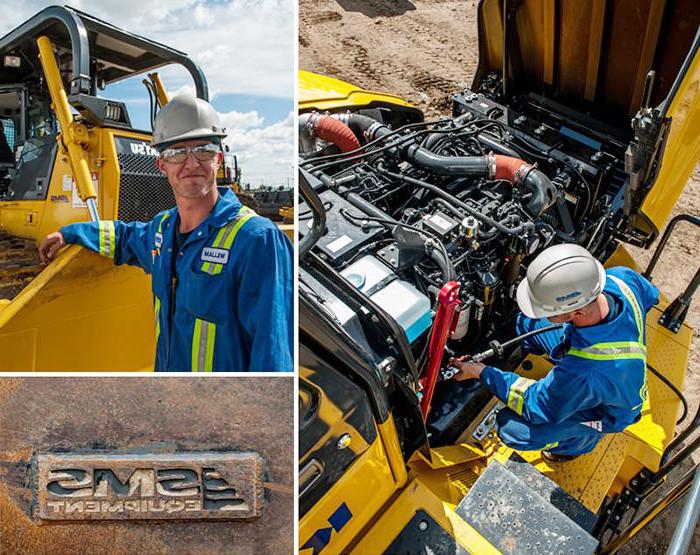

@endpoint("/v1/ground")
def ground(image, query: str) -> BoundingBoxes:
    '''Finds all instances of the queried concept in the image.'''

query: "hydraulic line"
[647,363,688,425]
[378,167,535,236]
[441,323,564,380]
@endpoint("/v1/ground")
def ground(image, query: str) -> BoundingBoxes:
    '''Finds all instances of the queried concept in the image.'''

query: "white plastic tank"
[341,255,432,343]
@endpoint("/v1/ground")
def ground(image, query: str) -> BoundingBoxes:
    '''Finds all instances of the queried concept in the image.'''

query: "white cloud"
[220,110,265,130]
[0,0,294,99]
[223,111,293,186]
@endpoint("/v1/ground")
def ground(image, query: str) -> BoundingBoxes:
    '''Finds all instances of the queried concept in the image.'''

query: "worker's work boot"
[542,451,580,463]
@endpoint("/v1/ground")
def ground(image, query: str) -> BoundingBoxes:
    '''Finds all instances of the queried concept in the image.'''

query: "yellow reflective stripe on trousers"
[191,318,216,372]
[541,441,559,451]
[98,220,116,259]
[154,297,161,344]
[507,376,535,415]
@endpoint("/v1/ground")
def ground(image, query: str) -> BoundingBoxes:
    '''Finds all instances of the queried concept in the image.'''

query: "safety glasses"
[160,142,220,164]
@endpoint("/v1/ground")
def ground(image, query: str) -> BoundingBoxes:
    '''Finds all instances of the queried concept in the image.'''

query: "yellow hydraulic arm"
[147,72,170,108]
[36,36,98,222]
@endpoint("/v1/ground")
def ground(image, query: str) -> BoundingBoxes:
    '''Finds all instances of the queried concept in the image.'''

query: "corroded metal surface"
[34,452,263,521]
[0,377,293,555]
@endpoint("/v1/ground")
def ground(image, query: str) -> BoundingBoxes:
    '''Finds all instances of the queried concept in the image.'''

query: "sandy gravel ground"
[300,1,700,552]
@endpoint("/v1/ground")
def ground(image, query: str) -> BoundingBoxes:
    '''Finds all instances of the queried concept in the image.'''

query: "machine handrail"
[0,5,208,99]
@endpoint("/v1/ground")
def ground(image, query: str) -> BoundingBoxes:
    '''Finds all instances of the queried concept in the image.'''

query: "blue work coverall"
[61,188,293,372]
[480,267,659,455]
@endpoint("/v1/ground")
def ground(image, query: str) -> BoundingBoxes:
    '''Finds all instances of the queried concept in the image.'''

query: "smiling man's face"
[156,139,222,199]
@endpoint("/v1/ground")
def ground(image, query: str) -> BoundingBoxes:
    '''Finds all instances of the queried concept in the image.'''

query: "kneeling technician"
[450,244,658,462]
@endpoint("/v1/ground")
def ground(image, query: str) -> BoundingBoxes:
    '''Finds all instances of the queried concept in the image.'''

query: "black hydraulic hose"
[521,166,559,217]
[340,113,389,141]
[345,192,397,221]
[647,363,688,425]
[428,247,456,282]
[470,323,564,363]
[378,167,535,236]
[653,432,700,483]
[500,324,564,351]
[299,170,326,259]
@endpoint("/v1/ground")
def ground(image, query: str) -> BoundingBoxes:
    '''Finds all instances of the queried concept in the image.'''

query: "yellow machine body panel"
[0,126,161,370]
[0,127,152,242]
[0,246,153,371]
[299,420,402,555]
[350,471,499,555]
[639,47,700,231]
[299,70,416,113]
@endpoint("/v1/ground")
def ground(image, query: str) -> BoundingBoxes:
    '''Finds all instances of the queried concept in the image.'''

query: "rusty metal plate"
[0,377,293,555]
[34,452,263,521]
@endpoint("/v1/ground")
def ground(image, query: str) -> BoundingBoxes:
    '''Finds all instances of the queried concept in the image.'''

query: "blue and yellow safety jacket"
[60,188,293,372]
[481,267,659,432]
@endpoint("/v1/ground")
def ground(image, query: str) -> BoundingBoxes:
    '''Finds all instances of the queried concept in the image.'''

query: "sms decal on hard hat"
[516,244,606,319]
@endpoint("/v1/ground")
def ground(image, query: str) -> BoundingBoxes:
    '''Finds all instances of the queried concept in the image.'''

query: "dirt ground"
[300,0,700,552]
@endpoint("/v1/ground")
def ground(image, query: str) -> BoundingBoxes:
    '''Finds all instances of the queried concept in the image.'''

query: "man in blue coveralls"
[38,94,293,372]
[450,244,658,462]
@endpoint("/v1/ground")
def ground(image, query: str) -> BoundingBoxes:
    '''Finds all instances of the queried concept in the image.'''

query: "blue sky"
[0,0,294,187]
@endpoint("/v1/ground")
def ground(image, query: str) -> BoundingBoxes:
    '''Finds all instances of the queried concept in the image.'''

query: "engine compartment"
[299,81,643,445]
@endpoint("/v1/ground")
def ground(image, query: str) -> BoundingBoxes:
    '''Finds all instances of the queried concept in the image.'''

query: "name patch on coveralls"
[201,247,230,265]
[154,232,163,248]
[34,452,263,521]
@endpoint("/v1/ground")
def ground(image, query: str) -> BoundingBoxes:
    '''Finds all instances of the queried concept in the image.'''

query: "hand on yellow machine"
[448,355,485,381]
[38,231,66,264]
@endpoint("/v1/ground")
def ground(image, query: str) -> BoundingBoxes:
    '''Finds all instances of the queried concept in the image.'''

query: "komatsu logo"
[129,142,158,157]
[35,452,262,521]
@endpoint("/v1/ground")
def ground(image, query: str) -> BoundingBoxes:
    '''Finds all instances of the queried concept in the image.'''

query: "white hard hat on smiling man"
[516,243,607,319]
[151,93,227,147]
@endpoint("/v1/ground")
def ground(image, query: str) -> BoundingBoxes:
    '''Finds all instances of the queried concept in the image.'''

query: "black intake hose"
[404,143,492,177]
[477,132,520,157]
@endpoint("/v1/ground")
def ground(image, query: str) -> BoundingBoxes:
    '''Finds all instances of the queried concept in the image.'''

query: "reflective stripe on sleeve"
[98,220,116,259]
[191,318,216,372]
[154,296,161,344]
[507,376,535,416]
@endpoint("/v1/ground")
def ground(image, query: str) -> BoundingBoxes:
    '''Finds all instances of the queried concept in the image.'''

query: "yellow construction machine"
[299,1,700,552]
[0,7,222,370]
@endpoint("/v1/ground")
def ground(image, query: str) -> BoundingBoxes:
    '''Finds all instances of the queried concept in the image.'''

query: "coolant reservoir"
[341,255,431,343]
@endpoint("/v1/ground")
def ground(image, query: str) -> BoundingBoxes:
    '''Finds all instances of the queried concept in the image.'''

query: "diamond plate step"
[504,454,597,533]
[455,461,598,555]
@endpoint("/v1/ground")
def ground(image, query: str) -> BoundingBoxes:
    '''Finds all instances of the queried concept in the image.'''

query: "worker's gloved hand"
[38,231,66,264]
[448,355,486,381]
